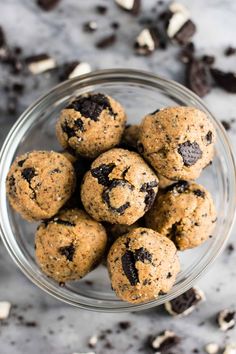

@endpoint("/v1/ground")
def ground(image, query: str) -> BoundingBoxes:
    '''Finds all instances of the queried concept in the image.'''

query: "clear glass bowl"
[0,69,235,312]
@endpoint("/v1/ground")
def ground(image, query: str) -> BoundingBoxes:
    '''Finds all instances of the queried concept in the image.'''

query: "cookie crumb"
[0,301,11,320]
[118,321,131,330]
[211,68,236,93]
[83,21,98,33]
[223,344,236,354]
[134,27,160,55]
[150,330,181,352]
[37,0,61,11]
[96,34,117,49]
[217,309,235,331]
[95,5,107,15]
[115,0,141,15]
[25,54,56,74]
[224,46,236,56]
[205,343,220,354]
[88,335,98,348]
[221,120,231,131]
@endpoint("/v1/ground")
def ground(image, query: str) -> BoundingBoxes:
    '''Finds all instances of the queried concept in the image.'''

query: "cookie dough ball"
[120,124,139,151]
[35,209,107,282]
[81,148,159,225]
[145,181,217,250]
[138,107,216,180]
[107,227,180,304]
[56,93,126,159]
[6,151,75,221]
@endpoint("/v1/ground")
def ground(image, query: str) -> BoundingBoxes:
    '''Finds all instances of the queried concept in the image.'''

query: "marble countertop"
[0,0,236,353]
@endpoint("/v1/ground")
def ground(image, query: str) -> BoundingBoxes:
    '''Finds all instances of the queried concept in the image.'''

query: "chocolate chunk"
[59,244,75,262]
[54,219,76,227]
[83,21,98,33]
[67,93,114,120]
[202,55,215,66]
[37,0,61,11]
[224,46,236,56]
[186,59,211,97]
[74,118,84,131]
[134,247,152,263]
[211,68,236,93]
[194,189,205,198]
[134,27,160,55]
[121,250,139,285]
[22,168,36,183]
[178,141,202,166]
[115,0,141,15]
[18,159,26,167]
[96,34,117,49]
[165,180,189,193]
[102,180,132,214]
[221,120,231,131]
[59,61,91,81]
[0,26,6,48]
[165,288,205,316]
[95,5,107,14]
[174,20,196,45]
[62,122,76,138]
[150,330,181,352]
[91,163,115,186]
[205,130,213,145]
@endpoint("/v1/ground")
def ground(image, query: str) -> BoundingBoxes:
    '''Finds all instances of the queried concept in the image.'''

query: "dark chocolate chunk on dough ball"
[56,93,126,159]
[145,181,216,250]
[35,209,107,282]
[81,148,159,225]
[6,151,75,221]
[107,227,180,303]
[138,107,216,180]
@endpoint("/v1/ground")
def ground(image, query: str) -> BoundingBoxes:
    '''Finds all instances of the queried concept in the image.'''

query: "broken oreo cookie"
[217,309,235,331]
[150,330,181,352]
[178,141,202,166]
[134,27,160,55]
[115,0,140,15]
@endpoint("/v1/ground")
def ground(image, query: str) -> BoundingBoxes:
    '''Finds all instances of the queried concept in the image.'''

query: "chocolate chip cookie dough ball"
[35,209,107,282]
[81,148,159,225]
[107,227,180,304]
[56,93,126,159]
[138,107,216,180]
[145,181,217,250]
[6,151,75,221]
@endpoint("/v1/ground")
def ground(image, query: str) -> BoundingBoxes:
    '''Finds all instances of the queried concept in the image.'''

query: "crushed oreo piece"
[221,120,231,131]
[227,243,234,254]
[74,118,84,131]
[67,93,114,120]
[174,20,196,45]
[164,287,205,317]
[165,180,189,194]
[83,21,98,33]
[95,5,108,15]
[217,309,235,331]
[205,343,220,354]
[88,335,98,348]
[91,163,115,186]
[179,42,195,63]
[134,247,152,263]
[0,302,11,320]
[202,55,215,66]
[18,159,26,167]
[205,130,213,145]
[25,54,56,74]
[121,250,139,285]
[59,61,91,81]
[150,330,181,352]
[150,108,160,115]
[12,82,24,94]
[96,34,117,49]
[115,0,141,15]
[186,59,211,97]
[140,181,158,211]
[111,21,120,30]
[21,168,36,183]
[37,0,60,11]
[134,27,160,55]
[140,181,158,192]
[53,219,76,227]
[178,141,202,166]
[0,26,6,48]
[62,122,76,138]
[194,189,205,198]
[8,175,16,195]
[118,321,131,330]
[211,68,236,93]
[224,46,236,57]
[59,244,75,262]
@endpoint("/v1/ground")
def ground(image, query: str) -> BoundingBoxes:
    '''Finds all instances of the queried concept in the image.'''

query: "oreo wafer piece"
[134,27,160,55]
[115,0,141,15]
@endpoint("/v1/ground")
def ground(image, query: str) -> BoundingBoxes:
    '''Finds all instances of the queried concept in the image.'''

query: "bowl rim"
[0,68,236,312]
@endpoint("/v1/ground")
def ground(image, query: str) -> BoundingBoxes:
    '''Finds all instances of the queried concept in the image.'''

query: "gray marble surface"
[0,0,236,353]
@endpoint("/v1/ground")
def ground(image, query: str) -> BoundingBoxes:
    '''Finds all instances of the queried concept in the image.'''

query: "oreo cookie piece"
[165,180,189,194]
[91,163,115,186]
[115,0,141,15]
[217,309,235,331]
[59,61,91,81]
[25,54,56,74]
[134,27,160,55]
[121,250,139,285]
[96,34,117,49]
[58,244,75,262]
[186,59,212,97]
[178,141,202,166]
[164,287,205,317]
[83,21,98,33]
[211,68,236,93]
[150,330,181,352]
[21,168,36,183]
[102,180,132,214]
[37,0,61,11]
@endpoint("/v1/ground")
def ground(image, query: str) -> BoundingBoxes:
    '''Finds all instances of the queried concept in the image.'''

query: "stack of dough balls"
[6,92,217,304]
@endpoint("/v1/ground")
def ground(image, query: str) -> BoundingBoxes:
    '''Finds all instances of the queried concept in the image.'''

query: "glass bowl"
[0,69,235,312]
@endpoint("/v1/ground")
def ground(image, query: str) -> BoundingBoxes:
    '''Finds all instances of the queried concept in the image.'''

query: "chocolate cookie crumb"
[202,55,215,66]
[96,34,117,49]
[83,21,98,33]
[217,309,235,331]
[224,46,236,56]
[150,330,181,352]
[115,0,141,15]
[91,163,115,186]
[134,27,160,55]
[186,59,211,97]
[221,120,231,131]
[121,250,139,286]
[118,321,131,330]
[59,244,75,262]
[22,168,36,183]
[178,141,203,166]
[211,68,236,93]
[95,5,108,15]
[37,0,60,11]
